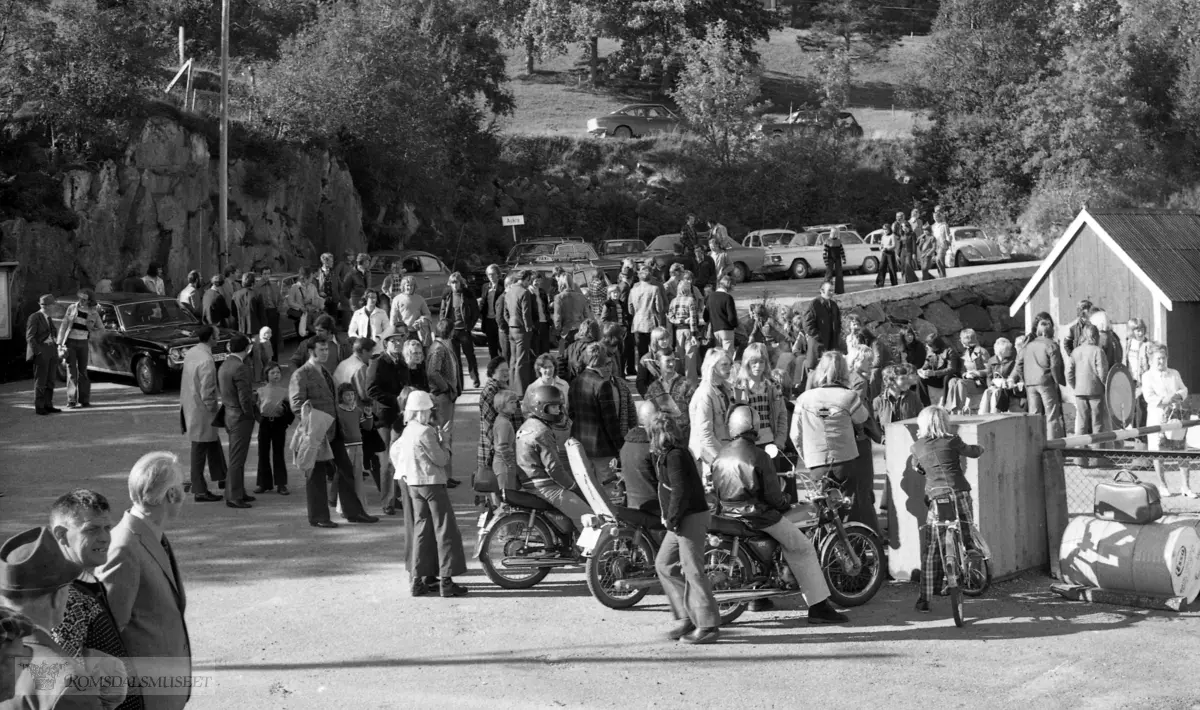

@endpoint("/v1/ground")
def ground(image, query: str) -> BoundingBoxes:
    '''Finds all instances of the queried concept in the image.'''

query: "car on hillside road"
[586,104,683,139]
[640,233,767,283]
[755,110,864,138]
[49,293,234,395]
[758,225,880,280]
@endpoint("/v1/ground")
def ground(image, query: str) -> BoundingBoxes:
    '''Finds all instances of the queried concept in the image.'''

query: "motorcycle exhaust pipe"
[612,578,662,593]
[500,557,581,569]
[712,589,798,605]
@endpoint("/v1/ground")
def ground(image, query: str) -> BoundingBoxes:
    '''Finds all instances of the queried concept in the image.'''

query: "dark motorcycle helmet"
[526,384,565,425]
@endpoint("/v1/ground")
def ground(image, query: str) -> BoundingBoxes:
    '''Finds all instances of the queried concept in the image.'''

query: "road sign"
[502,215,525,227]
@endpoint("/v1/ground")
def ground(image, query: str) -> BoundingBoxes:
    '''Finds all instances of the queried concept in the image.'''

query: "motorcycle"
[566,440,666,609]
[474,487,583,589]
[704,472,885,624]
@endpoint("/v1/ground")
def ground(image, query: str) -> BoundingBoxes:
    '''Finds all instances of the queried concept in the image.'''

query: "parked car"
[640,233,767,283]
[755,110,863,138]
[368,250,452,308]
[599,239,647,258]
[586,104,683,139]
[760,225,880,280]
[49,293,234,395]
[863,225,1010,268]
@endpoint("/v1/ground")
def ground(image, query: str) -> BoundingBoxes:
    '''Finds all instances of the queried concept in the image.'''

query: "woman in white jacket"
[391,390,468,597]
[688,349,733,484]
[1142,343,1193,497]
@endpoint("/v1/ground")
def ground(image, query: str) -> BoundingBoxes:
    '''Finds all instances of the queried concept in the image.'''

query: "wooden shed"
[1009,208,1200,387]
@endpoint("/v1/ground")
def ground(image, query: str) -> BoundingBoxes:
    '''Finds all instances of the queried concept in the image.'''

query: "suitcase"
[1094,470,1163,524]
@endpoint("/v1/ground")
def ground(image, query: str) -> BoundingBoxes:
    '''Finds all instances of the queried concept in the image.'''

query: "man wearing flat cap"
[25,295,61,416]
[0,527,103,709]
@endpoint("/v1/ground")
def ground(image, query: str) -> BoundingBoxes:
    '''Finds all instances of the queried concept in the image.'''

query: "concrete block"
[959,303,993,332]
[942,287,983,308]
[921,301,963,335]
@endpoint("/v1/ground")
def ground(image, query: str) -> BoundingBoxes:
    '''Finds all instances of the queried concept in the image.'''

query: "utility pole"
[219,0,230,271]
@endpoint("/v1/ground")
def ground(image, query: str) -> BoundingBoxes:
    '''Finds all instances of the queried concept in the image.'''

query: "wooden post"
[184,60,193,112]
[219,0,230,270]
[1042,450,1069,579]
[178,26,185,66]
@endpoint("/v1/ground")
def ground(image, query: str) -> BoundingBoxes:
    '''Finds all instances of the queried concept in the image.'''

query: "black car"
[49,293,234,394]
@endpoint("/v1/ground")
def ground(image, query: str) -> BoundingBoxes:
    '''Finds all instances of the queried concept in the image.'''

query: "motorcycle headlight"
[168,346,187,364]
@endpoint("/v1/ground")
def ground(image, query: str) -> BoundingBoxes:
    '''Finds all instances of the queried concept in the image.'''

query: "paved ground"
[3,315,1200,709]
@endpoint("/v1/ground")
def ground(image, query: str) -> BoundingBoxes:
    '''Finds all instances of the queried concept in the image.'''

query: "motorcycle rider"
[711,405,849,624]
[516,385,593,534]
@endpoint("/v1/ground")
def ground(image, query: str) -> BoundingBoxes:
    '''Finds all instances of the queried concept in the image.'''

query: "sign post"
[502,215,525,243]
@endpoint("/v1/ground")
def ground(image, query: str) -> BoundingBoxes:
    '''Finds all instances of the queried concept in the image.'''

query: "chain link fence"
[1059,447,1200,516]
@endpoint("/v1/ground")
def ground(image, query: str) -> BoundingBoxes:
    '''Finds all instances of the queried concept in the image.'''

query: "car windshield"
[605,241,645,255]
[956,229,983,240]
[118,299,196,329]
[787,232,821,247]
[647,235,680,251]
[369,254,405,273]
[760,233,792,248]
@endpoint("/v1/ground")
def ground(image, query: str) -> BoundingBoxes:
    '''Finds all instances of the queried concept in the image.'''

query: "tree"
[671,21,762,166]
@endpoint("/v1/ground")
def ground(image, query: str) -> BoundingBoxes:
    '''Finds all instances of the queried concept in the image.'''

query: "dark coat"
[655,445,709,532]
[568,368,622,458]
[803,296,842,352]
[479,283,506,326]
[366,352,411,429]
[921,347,961,389]
[1016,336,1066,388]
[25,309,55,362]
[504,283,535,332]
[619,426,659,513]
[217,353,257,425]
[201,288,230,327]
[231,287,266,335]
[341,268,370,311]
[441,290,480,331]
[694,256,718,292]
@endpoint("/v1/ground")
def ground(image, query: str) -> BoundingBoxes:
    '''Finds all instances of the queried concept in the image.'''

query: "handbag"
[1094,470,1163,524]
[1164,402,1188,442]
[473,465,500,494]
[286,307,302,321]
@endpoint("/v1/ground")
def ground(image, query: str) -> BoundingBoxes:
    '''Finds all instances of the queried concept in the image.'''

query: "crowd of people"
[1,452,194,710]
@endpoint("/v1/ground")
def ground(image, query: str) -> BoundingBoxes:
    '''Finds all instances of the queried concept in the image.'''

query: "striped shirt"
[668,292,700,330]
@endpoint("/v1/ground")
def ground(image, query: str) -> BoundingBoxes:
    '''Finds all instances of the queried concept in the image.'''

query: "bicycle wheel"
[961,550,992,598]
[950,587,965,627]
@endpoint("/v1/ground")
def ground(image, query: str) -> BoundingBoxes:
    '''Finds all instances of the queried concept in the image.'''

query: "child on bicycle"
[910,405,984,613]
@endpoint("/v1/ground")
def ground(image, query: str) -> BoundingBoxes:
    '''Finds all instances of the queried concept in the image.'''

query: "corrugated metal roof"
[1089,210,1200,303]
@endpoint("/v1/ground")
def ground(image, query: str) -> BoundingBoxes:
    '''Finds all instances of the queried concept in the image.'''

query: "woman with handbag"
[1143,343,1194,497]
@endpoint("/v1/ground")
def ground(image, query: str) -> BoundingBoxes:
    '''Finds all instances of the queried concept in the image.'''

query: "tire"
[861,256,879,274]
[731,262,749,284]
[135,356,165,395]
[961,550,992,597]
[613,126,633,139]
[950,586,965,627]
[584,529,656,609]
[954,251,968,268]
[819,525,885,608]
[479,514,555,589]
[789,260,811,280]
[703,545,753,625]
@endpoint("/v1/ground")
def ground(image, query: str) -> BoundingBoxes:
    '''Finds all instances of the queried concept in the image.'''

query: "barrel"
[1059,516,1200,602]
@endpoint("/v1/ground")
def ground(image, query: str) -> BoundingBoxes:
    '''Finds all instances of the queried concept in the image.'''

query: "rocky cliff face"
[0,116,366,307]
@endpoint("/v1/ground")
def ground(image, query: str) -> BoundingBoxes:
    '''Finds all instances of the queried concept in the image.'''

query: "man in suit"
[0,527,105,710]
[231,273,266,336]
[290,337,380,527]
[568,343,622,475]
[97,452,192,710]
[506,270,536,395]
[217,334,257,509]
[179,326,225,502]
[367,333,410,515]
[26,294,60,416]
[201,275,229,328]
[441,274,480,388]
[478,264,505,360]
[802,280,842,371]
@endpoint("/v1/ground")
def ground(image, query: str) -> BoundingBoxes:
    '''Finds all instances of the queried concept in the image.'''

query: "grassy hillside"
[497,29,927,140]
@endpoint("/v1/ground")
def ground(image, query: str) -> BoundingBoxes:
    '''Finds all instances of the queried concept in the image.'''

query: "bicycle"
[926,487,992,627]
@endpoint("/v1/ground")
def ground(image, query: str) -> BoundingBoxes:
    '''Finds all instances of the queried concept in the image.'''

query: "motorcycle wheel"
[819,525,885,607]
[703,545,754,625]
[584,530,655,609]
[950,586,965,628]
[961,550,992,598]
[479,514,555,589]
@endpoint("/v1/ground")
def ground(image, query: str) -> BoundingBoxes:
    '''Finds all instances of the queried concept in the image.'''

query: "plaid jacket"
[668,292,700,330]
[568,368,622,458]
